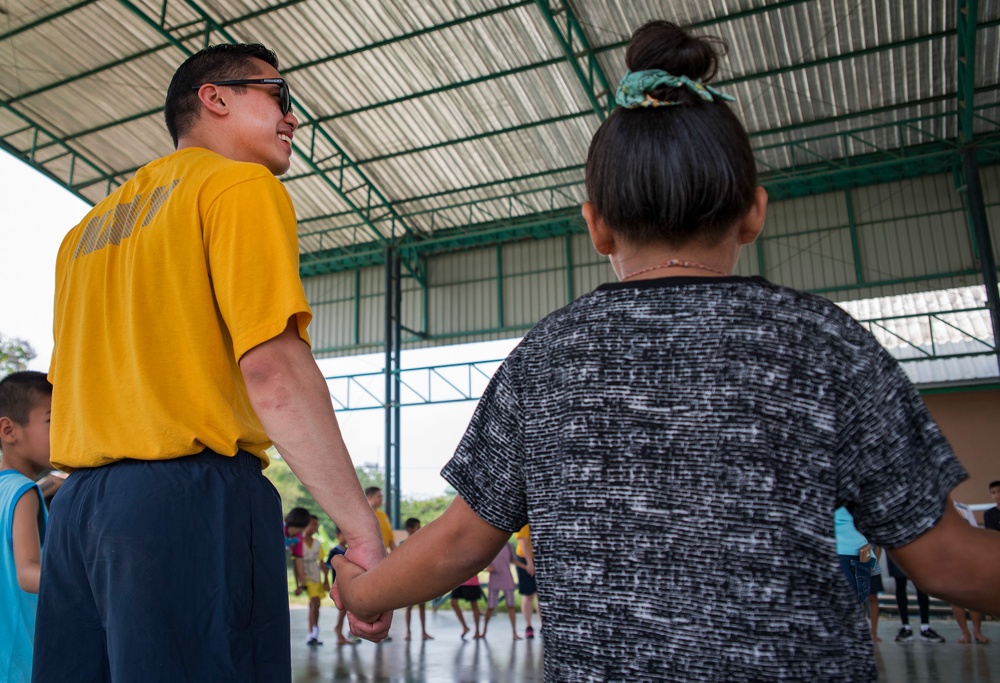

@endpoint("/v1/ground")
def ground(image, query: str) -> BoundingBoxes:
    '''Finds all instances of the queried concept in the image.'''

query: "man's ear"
[193,84,230,117]
[737,186,768,245]
[583,201,615,256]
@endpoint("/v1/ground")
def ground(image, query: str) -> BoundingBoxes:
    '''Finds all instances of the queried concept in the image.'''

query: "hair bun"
[624,21,724,85]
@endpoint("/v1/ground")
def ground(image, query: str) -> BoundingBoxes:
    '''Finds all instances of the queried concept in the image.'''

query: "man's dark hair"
[364,486,382,498]
[405,517,421,532]
[284,506,310,528]
[585,21,756,247]
[990,481,1000,490]
[0,370,53,426]
[164,43,280,147]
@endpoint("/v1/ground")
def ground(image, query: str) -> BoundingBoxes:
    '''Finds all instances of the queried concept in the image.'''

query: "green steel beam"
[533,0,613,120]
[0,0,98,43]
[284,1,534,75]
[320,296,997,406]
[296,132,1000,277]
[115,0,420,247]
[355,110,593,165]
[0,102,118,202]
[313,20,981,125]
[313,55,566,123]
[957,0,979,143]
[4,0,310,107]
[301,103,1000,251]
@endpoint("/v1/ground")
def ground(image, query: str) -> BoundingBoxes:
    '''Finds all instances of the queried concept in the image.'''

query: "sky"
[0,150,519,498]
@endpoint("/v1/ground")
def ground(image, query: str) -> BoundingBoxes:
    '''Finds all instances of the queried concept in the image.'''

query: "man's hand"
[329,538,391,640]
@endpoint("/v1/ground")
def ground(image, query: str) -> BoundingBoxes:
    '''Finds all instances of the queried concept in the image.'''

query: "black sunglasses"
[191,78,291,116]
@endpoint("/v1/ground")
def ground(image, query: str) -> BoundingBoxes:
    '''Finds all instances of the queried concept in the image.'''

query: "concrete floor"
[290,605,1000,682]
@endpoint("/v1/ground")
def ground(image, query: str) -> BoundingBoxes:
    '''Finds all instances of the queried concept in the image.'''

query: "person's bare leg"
[405,605,413,640]
[308,597,320,641]
[508,606,521,639]
[419,602,432,639]
[868,593,881,642]
[472,600,483,638]
[953,605,972,644]
[452,598,470,638]
[482,606,494,637]
[971,610,990,643]
[521,594,534,629]
[335,607,353,645]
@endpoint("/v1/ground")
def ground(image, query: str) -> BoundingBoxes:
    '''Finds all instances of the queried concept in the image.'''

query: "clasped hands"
[330,547,390,641]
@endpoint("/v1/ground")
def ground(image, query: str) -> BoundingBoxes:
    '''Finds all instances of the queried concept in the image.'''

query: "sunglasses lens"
[281,84,291,115]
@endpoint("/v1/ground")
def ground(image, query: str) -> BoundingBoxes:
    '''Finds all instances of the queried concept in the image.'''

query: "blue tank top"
[0,470,47,683]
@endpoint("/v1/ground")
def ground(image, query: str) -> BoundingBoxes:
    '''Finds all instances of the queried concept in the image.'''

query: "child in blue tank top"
[0,371,55,683]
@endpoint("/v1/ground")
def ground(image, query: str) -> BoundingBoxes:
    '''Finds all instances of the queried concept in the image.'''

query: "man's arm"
[332,495,511,622]
[12,490,42,593]
[888,498,1000,615]
[292,557,306,595]
[240,317,390,639]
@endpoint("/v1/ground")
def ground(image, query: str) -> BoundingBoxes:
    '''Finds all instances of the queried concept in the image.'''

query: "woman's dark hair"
[585,21,757,247]
[164,43,280,147]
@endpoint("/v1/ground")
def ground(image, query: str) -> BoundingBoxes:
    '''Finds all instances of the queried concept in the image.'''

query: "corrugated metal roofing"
[2,0,998,270]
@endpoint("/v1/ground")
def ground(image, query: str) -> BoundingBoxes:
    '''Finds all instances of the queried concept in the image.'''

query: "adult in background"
[332,20,1000,682]
[36,43,389,682]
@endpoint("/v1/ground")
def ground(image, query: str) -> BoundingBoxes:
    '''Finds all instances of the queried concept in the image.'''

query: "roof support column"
[961,151,1000,374]
[383,248,403,529]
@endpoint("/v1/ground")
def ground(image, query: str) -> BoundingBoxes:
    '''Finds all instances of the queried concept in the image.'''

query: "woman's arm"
[333,495,511,622]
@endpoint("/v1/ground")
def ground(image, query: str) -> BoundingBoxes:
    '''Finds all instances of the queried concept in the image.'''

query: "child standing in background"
[284,507,309,596]
[301,515,329,645]
[325,528,356,646]
[402,518,433,641]
[0,371,53,683]
[481,539,520,640]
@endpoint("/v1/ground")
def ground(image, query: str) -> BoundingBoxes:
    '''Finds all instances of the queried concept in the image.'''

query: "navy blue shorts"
[516,564,537,596]
[33,450,289,682]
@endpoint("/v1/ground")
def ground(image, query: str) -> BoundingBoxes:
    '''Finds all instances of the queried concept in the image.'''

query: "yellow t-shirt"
[49,148,311,470]
[516,524,531,558]
[375,509,394,548]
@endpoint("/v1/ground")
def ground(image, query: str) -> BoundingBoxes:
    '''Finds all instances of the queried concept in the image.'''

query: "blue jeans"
[838,554,872,606]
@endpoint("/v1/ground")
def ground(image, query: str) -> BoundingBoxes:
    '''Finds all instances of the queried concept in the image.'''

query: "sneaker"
[920,628,945,643]
[895,627,914,643]
[525,626,534,639]
[307,637,318,646]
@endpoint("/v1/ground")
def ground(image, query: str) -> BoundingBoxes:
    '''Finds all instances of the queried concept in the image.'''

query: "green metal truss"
[325,301,997,410]
[533,0,614,121]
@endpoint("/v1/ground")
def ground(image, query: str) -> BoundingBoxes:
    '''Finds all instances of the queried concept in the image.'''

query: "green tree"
[0,333,36,376]
[400,495,454,526]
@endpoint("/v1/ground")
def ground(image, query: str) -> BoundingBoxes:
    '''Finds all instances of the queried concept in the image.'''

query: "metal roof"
[1,0,998,275]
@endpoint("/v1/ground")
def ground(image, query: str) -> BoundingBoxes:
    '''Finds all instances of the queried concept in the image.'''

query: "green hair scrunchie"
[615,69,735,108]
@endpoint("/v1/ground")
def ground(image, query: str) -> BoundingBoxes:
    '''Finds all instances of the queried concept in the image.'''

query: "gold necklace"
[621,258,727,281]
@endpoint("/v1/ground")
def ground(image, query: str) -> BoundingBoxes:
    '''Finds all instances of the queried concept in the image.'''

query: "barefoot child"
[481,538,520,640]
[325,527,356,646]
[402,518,433,641]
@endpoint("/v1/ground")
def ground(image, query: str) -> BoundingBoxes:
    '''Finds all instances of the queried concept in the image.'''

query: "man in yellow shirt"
[36,43,389,682]
[366,486,397,551]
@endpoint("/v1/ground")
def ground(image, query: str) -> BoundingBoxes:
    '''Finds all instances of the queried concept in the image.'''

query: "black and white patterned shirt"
[442,276,965,682]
